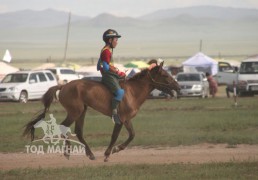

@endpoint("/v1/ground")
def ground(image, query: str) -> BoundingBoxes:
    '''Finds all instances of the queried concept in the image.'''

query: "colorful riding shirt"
[97,47,113,73]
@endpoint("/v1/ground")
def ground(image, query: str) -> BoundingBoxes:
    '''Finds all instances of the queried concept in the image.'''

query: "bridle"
[147,71,174,92]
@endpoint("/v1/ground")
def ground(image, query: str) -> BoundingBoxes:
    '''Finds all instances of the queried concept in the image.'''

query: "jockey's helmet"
[103,29,121,44]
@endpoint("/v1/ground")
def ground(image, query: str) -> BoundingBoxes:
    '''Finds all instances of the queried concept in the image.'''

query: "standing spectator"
[205,72,218,98]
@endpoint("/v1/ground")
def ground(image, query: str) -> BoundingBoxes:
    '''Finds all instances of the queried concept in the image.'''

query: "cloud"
[247,0,258,8]
[0,0,257,17]
[0,4,8,13]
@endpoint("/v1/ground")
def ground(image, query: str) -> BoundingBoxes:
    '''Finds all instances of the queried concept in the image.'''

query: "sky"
[0,0,258,17]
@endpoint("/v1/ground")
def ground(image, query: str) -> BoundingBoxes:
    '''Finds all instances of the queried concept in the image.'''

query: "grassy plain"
[1,161,258,180]
[0,97,258,179]
[0,97,258,152]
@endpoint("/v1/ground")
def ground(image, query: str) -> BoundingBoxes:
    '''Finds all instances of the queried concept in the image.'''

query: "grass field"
[0,97,258,179]
[1,161,258,180]
[0,97,258,152]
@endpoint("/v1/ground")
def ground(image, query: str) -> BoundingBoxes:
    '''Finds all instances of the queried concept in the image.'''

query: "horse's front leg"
[112,120,135,154]
[62,135,71,159]
[104,123,123,162]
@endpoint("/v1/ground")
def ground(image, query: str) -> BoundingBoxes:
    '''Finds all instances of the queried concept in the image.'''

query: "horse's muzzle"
[169,83,181,97]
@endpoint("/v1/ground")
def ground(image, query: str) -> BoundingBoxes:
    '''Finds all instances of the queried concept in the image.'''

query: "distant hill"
[72,13,145,27]
[0,6,257,59]
[0,9,89,28]
[1,6,258,29]
[140,6,258,20]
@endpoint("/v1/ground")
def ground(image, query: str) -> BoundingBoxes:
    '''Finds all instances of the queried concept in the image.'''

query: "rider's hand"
[117,71,126,77]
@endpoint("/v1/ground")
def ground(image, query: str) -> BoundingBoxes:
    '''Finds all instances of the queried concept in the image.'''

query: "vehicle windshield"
[1,73,28,83]
[177,74,200,81]
[239,62,258,74]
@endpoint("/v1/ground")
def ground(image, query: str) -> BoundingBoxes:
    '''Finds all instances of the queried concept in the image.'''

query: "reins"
[147,71,172,91]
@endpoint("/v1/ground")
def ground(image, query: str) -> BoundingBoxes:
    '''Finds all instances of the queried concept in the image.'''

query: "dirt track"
[1,144,258,170]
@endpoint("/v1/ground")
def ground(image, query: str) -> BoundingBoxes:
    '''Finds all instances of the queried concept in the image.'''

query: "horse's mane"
[127,69,148,81]
[127,65,159,82]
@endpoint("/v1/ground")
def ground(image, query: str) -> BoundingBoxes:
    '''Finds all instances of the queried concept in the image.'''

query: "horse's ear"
[158,61,164,73]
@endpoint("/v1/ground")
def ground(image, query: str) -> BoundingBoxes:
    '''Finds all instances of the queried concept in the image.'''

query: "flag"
[3,49,12,63]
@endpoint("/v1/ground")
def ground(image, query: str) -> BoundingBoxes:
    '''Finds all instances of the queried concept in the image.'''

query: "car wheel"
[200,90,205,98]
[19,91,28,103]
[205,89,209,98]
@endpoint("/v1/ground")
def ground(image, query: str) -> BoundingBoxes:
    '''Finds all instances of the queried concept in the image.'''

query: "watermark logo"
[25,114,85,155]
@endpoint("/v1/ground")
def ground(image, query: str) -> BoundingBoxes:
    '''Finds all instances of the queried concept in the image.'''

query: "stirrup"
[111,114,121,125]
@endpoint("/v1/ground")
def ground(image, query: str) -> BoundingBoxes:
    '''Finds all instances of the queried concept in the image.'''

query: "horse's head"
[148,61,180,97]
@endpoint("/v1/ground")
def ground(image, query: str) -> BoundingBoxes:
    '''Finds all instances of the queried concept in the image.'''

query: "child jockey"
[97,29,126,124]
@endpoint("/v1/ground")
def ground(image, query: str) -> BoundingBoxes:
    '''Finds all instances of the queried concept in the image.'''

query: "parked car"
[82,74,102,82]
[214,61,238,85]
[149,89,170,98]
[225,58,258,97]
[176,72,209,98]
[47,67,81,85]
[0,70,57,103]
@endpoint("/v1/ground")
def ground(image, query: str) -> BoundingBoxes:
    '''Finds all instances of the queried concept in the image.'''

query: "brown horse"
[23,61,180,161]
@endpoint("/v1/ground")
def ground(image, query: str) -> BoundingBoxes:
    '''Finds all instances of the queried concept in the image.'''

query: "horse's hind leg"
[112,120,135,154]
[104,123,123,162]
[60,114,75,159]
[74,106,95,160]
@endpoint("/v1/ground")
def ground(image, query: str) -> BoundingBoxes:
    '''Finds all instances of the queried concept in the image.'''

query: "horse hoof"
[88,154,96,160]
[112,146,119,154]
[64,153,70,160]
[104,157,109,162]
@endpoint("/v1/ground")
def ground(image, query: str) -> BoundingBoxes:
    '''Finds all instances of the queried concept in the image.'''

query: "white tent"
[76,63,128,76]
[33,63,56,70]
[182,52,218,75]
[76,65,102,76]
[0,62,19,81]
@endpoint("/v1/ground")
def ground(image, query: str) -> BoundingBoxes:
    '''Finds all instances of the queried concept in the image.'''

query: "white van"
[47,67,81,85]
[236,58,258,95]
[225,58,258,96]
[215,61,238,85]
[0,70,57,103]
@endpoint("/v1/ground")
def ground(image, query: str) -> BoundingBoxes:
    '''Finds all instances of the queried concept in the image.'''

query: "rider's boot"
[111,99,121,125]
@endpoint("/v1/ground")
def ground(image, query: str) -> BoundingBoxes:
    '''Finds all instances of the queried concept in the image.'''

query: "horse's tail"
[23,85,63,141]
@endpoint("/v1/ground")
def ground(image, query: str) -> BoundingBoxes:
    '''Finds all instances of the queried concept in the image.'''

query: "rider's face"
[109,38,118,48]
